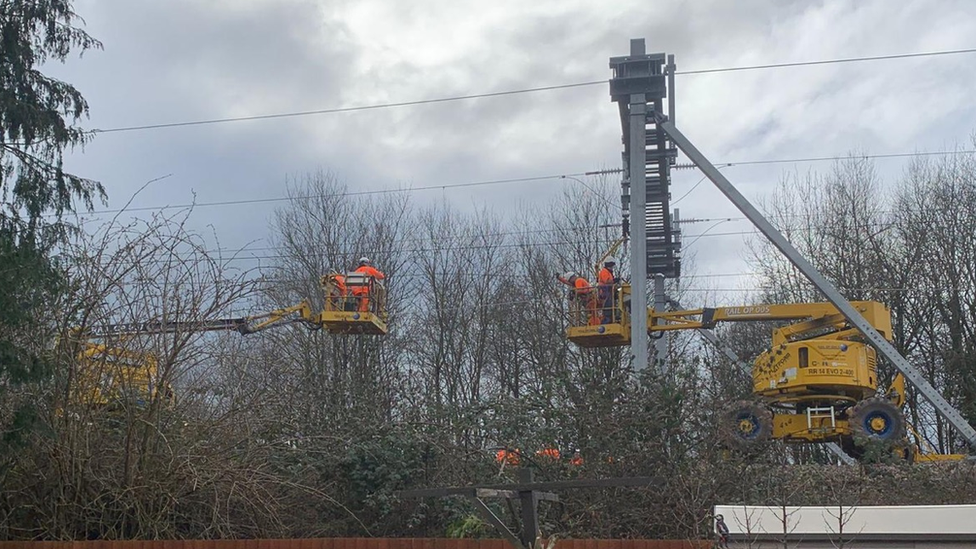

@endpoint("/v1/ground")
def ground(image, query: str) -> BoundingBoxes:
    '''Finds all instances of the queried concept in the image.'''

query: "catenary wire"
[674,47,976,75]
[75,169,620,215]
[72,148,976,217]
[89,48,976,134]
[109,218,908,267]
[709,149,976,168]
[190,216,734,256]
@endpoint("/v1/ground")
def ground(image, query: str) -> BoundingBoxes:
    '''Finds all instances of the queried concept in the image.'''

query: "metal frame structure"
[609,39,681,373]
[605,38,976,449]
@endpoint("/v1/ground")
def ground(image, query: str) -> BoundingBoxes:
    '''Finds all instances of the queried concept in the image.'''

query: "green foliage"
[329,426,437,533]
[0,224,62,460]
[0,0,101,464]
[445,514,488,539]
[1,0,104,233]
[854,437,905,465]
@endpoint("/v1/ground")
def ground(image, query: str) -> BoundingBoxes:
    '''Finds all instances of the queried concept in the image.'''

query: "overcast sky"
[51,0,976,302]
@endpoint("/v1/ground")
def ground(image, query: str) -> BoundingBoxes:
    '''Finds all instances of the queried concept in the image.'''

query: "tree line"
[1,162,976,540]
[3,1,976,542]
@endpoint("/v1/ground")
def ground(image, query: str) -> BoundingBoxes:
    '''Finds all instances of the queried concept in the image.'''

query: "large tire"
[726,401,773,447]
[849,397,906,444]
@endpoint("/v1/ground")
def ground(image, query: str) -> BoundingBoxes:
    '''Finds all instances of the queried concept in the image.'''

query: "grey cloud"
[45,0,976,299]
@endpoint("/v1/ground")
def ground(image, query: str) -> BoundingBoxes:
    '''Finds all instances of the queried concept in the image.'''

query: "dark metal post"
[518,468,539,547]
[610,41,680,373]
[653,274,667,370]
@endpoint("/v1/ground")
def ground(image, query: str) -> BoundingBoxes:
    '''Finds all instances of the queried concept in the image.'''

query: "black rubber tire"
[726,401,773,447]
[849,396,907,444]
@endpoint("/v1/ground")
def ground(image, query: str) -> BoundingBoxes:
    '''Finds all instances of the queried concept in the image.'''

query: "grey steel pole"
[658,116,976,449]
[666,54,676,124]
[628,42,649,373]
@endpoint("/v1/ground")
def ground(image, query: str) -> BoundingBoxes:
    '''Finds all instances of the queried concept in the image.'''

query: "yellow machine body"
[752,340,877,401]
[565,284,631,347]
[770,412,852,443]
[564,287,964,461]
[319,273,388,335]
[75,342,174,408]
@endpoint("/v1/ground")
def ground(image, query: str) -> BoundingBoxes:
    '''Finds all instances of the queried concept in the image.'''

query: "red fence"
[0,539,711,549]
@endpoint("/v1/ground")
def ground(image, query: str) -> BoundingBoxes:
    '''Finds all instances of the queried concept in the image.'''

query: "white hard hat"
[561,271,577,280]
[604,256,617,265]
[358,256,371,265]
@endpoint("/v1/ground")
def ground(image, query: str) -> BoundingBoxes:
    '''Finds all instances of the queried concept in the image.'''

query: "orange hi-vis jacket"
[352,265,385,295]
[496,449,520,465]
[598,267,615,286]
[573,276,593,299]
[333,274,347,296]
[536,447,560,460]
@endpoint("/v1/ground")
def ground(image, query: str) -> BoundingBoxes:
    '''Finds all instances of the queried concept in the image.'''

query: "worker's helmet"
[604,256,617,266]
[562,271,577,280]
[715,514,724,521]
[358,256,371,265]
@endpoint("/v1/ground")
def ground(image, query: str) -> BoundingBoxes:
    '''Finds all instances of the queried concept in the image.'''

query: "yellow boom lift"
[564,289,965,462]
[73,272,388,407]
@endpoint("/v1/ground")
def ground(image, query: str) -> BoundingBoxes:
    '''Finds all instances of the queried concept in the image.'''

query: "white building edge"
[713,504,976,541]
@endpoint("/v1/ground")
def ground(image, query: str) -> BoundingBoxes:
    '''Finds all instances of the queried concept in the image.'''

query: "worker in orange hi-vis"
[352,257,385,313]
[536,447,560,460]
[557,271,599,326]
[495,448,520,466]
[328,271,348,310]
[597,257,619,324]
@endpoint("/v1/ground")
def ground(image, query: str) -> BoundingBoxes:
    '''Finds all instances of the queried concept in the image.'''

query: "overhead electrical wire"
[673,47,976,75]
[171,219,891,264]
[184,213,905,258]
[102,215,917,264]
[75,146,976,217]
[704,149,976,168]
[65,46,976,216]
[77,169,620,215]
[90,47,976,134]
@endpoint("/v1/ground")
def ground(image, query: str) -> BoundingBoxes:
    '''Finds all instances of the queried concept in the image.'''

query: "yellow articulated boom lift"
[72,272,388,407]
[564,293,966,462]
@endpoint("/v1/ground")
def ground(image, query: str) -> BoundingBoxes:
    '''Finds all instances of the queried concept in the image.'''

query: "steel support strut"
[629,94,649,371]
[657,114,976,449]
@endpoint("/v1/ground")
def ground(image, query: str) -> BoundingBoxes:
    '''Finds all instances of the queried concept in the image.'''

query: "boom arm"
[594,236,627,279]
[86,300,318,338]
[648,301,894,345]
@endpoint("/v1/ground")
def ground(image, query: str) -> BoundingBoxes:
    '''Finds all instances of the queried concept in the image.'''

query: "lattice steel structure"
[610,42,681,280]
